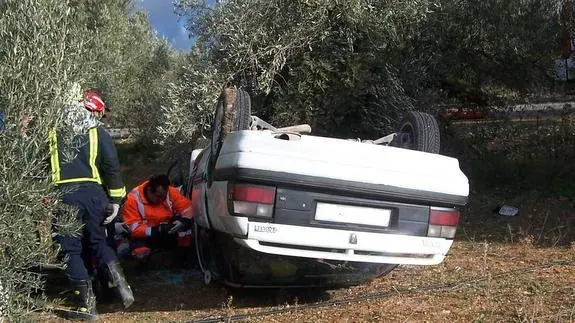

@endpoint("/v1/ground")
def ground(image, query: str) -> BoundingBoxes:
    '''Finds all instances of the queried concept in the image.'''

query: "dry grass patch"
[41,183,575,322]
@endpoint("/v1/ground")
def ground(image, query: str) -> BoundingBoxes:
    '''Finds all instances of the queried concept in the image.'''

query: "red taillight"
[428,208,460,239]
[430,209,460,226]
[230,184,276,217]
[232,184,276,204]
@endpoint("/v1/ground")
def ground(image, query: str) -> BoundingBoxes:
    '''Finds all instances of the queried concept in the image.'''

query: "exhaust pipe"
[276,124,312,134]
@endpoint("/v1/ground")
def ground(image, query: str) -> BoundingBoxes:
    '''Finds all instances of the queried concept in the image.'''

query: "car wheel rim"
[398,124,414,149]
[203,270,212,285]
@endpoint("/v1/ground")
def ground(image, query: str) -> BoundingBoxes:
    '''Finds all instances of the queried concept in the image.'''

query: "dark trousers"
[129,232,195,269]
[55,183,118,281]
[130,234,179,253]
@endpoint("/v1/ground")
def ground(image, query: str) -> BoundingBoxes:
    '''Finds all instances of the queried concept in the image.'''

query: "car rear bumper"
[236,222,453,265]
[207,230,397,288]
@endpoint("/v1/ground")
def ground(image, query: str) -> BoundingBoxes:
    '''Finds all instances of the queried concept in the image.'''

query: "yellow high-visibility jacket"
[49,126,126,202]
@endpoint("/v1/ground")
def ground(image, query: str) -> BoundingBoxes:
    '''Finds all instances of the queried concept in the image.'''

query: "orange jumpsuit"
[122,180,193,239]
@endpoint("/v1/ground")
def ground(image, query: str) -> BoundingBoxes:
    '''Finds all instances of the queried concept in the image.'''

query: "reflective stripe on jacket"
[121,180,193,239]
[49,126,126,202]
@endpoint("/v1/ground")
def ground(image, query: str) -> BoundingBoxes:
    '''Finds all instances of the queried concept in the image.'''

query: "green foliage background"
[1,0,575,319]
[0,0,174,319]
[159,0,571,142]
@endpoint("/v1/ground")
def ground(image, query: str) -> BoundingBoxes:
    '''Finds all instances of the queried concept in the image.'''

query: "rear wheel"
[209,87,252,175]
[394,111,440,154]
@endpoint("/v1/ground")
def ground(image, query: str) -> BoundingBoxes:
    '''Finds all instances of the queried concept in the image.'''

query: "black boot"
[67,279,98,321]
[94,267,117,304]
[104,260,134,308]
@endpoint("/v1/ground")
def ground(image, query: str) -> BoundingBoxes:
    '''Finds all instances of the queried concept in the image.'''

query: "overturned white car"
[183,87,469,288]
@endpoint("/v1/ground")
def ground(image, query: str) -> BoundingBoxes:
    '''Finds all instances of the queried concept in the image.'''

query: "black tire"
[394,111,440,154]
[210,95,225,165]
[209,87,252,171]
[231,88,252,132]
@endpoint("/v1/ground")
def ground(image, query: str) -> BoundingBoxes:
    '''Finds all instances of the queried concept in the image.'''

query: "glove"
[168,220,184,234]
[114,222,130,235]
[103,203,120,225]
[148,223,172,238]
[169,216,193,234]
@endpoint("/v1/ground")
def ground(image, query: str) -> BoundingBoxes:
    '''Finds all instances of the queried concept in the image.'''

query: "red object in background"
[560,0,573,58]
[440,108,486,120]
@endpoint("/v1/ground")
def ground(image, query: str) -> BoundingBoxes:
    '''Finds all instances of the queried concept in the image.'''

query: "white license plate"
[314,202,392,227]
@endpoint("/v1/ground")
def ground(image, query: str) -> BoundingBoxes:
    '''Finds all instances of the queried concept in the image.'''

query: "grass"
[38,189,575,323]
[41,126,575,322]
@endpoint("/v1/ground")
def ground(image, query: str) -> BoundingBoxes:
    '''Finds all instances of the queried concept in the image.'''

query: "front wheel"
[393,111,440,154]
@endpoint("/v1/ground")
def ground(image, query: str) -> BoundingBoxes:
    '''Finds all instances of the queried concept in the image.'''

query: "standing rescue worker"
[50,90,134,320]
[121,174,194,266]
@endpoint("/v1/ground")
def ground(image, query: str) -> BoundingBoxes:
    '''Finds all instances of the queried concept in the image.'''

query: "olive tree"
[166,0,433,142]
[67,1,177,129]
[399,0,567,107]
[169,0,571,141]
[0,0,173,319]
[0,0,90,319]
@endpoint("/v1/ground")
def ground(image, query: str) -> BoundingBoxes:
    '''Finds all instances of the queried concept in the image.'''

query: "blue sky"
[136,0,195,52]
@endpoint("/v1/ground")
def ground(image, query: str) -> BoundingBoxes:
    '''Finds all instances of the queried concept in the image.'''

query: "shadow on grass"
[94,269,332,314]
[43,251,332,316]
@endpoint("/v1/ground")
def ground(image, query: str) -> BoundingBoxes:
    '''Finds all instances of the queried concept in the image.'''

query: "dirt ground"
[37,140,575,322]
[40,187,575,323]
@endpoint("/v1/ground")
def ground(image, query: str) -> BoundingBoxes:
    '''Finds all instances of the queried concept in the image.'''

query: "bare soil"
[40,189,575,323]
[37,137,575,322]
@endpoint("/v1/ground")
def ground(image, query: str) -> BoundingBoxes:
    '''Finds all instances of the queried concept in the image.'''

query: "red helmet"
[83,90,108,113]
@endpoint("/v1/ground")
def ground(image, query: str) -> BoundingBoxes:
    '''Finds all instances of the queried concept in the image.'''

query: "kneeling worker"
[121,174,194,265]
